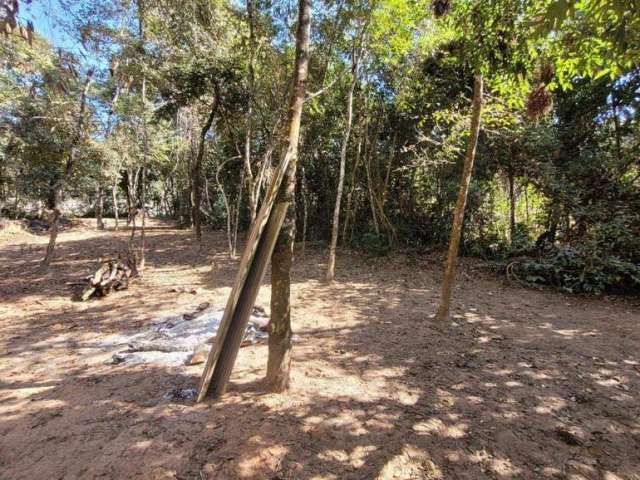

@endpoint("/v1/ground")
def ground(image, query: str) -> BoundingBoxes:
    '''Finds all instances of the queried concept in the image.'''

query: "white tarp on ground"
[101,306,268,367]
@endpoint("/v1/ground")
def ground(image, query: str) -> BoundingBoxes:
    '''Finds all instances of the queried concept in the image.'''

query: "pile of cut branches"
[79,253,138,301]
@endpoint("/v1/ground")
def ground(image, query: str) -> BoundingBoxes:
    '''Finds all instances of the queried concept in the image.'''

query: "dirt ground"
[1,219,639,480]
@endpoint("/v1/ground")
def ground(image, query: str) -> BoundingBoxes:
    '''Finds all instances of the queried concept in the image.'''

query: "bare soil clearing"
[1,220,639,479]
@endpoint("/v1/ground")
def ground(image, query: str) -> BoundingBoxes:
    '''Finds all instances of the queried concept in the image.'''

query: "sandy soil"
[1,219,639,480]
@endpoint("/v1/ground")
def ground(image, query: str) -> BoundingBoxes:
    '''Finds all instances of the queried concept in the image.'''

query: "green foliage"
[515,248,640,294]
[353,230,393,256]
[1,0,638,298]
[531,0,640,87]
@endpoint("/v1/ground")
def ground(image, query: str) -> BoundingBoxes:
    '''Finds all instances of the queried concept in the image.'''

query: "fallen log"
[79,256,137,301]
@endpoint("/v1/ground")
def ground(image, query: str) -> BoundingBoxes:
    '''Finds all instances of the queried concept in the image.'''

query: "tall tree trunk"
[524,181,529,224]
[612,95,622,164]
[243,0,258,225]
[112,180,119,231]
[125,167,140,225]
[373,132,397,243]
[216,159,235,258]
[138,76,148,273]
[135,0,148,273]
[99,84,121,231]
[41,71,93,267]
[139,165,147,270]
[192,100,219,243]
[301,164,308,255]
[232,173,243,257]
[508,169,515,245]
[326,48,358,281]
[364,135,380,235]
[126,172,133,225]
[435,74,483,321]
[342,137,362,242]
[265,0,311,392]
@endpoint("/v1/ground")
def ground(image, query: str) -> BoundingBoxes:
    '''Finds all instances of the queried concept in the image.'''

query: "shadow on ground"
[1,221,639,479]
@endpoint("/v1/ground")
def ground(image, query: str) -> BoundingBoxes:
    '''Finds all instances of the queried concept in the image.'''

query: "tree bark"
[112,180,119,230]
[216,159,235,258]
[139,165,147,271]
[364,129,380,235]
[612,94,622,164]
[192,100,219,243]
[100,83,121,231]
[244,0,258,225]
[326,47,359,281]
[232,172,243,257]
[41,71,93,267]
[135,0,148,273]
[508,169,515,245]
[435,74,483,321]
[125,167,140,225]
[524,181,529,224]
[342,137,362,242]
[138,76,148,273]
[265,0,311,392]
[301,164,308,255]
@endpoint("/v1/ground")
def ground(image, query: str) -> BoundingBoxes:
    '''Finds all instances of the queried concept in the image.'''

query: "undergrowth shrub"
[353,231,392,256]
[512,247,640,294]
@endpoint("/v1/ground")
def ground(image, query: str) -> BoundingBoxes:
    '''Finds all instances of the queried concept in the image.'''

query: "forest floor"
[1,219,639,480]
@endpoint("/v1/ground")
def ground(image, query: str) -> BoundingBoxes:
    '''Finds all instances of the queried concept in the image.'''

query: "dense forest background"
[1,0,639,295]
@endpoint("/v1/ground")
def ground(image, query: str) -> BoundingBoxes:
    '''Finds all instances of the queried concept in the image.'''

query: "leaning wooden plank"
[206,202,288,398]
[197,149,295,402]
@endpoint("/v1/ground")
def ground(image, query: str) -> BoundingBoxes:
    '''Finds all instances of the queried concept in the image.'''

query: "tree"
[265,0,312,392]
[435,74,482,320]
[433,0,535,319]
[42,69,94,267]
[326,39,361,281]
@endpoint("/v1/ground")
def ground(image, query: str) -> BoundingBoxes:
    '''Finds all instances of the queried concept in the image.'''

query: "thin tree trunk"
[216,159,235,258]
[136,0,148,273]
[138,76,148,273]
[613,96,622,164]
[245,123,257,225]
[126,167,140,225]
[42,71,93,267]
[508,169,515,244]
[99,84,121,231]
[381,131,397,205]
[373,132,397,242]
[128,209,138,274]
[301,164,308,255]
[364,135,380,235]
[126,171,134,225]
[233,172,243,257]
[327,48,359,281]
[113,180,119,230]
[342,137,362,242]
[524,181,529,224]
[140,165,146,271]
[435,74,483,321]
[203,176,212,217]
[192,100,219,243]
[244,0,258,225]
[265,0,311,392]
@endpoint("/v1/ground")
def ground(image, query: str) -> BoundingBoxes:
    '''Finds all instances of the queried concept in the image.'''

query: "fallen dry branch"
[79,256,137,301]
